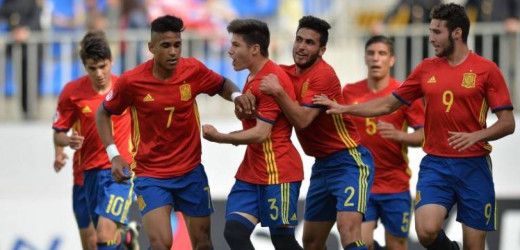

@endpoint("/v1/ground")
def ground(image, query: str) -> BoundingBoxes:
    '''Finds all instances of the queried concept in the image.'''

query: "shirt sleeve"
[52,85,76,132]
[195,60,225,96]
[393,61,425,105]
[254,79,281,124]
[405,98,425,129]
[485,63,514,112]
[103,76,132,115]
[301,68,341,108]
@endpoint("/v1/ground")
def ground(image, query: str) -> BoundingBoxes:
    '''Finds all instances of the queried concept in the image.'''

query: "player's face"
[228,34,253,71]
[365,42,394,80]
[293,28,325,70]
[429,19,455,57]
[148,31,182,72]
[84,58,112,88]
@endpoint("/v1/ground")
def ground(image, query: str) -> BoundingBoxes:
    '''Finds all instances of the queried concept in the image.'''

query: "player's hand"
[377,120,403,142]
[53,152,68,172]
[234,93,256,119]
[260,74,283,96]
[202,124,221,142]
[447,131,480,152]
[312,94,345,114]
[111,156,131,183]
[69,131,84,150]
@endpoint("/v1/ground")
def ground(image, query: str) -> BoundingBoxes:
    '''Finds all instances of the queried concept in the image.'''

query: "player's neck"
[92,80,112,94]
[367,75,390,93]
[295,57,321,76]
[445,44,470,66]
[153,62,175,81]
[247,57,269,82]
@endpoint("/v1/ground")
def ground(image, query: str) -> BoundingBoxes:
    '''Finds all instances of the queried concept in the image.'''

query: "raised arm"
[202,119,273,145]
[313,93,403,117]
[260,74,319,130]
[448,109,515,151]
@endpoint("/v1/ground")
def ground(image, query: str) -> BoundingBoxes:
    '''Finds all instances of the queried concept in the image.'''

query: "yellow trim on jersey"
[130,106,140,163]
[479,99,488,127]
[262,136,279,184]
[281,183,290,225]
[194,101,201,130]
[348,148,369,213]
[401,120,410,164]
[120,170,135,223]
[72,120,81,166]
[332,113,358,148]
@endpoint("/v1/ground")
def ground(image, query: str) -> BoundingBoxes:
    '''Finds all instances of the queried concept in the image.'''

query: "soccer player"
[343,35,425,250]
[314,3,515,250]
[202,19,304,250]
[52,31,137,250]
[259,16,374,250]
[96,15,252,250]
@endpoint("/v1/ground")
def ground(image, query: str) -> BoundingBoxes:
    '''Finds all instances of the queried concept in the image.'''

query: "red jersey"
[236,60,304,185]
[343,78,425,193]
[281,59,360,157]
[394,52,513,157]
[103,58,224,178]
[52,75,132,185]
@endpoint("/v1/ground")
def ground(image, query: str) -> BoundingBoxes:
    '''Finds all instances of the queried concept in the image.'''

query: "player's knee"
[148,234,172,250]
[270,227,302,250]
[302,234,325,250]
[224,220,254,250]
[415,224,440,246]
[87,235,97,250]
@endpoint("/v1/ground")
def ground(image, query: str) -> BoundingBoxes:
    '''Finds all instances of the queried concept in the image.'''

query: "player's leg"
[73,184,97,250]
[334,147,374,249]
[361,221,376,250]
[414,155,457,249]
[378,191,413,250]
[223,180,259,250]
[454,156,496,250]
[133,176,176,249]
[302,162,336,250]
[263,182,303,250]
[172,164,214,250]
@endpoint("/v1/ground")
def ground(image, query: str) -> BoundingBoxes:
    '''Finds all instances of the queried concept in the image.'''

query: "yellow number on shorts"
[401,212,411,232]
[106,194,125,216]
[343,186,355,207]
[164,106,175,128]
[204,186,212,209]
[268,198,279,220]
[484,203,492,225]
[442,90,454,112]
[365,118,377,135]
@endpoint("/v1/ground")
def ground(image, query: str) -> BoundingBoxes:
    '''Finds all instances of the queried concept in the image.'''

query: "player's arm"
[448,109,515,151]
[219,78,256,116]
[260,74,319,130]
[95,105,130,182]
[53,144,67,172]
[202,118,273,145]
[377,121,424,147]
[313,93,403,117]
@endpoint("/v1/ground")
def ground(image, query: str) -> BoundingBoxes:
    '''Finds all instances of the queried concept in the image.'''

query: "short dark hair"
[227,19,270,57]
[365,35,394,55]
[79,30,111,64]
[297,15,331,47]
[430,3,470,43]
[151,15,185,34]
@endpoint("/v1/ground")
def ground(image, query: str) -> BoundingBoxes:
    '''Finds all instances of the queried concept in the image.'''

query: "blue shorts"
[84,168,134,227]
[304,146,374,221]
[415,155,496,231]
[133,164,214,217]
[73,184,92,229]
[365,191,413,237]
[226,179,301,227]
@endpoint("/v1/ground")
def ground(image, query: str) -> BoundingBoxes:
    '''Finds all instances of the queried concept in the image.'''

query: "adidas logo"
[82,106,92,113]
[427,76,436,83]
[143,94,155,102]
[291,213,297,221]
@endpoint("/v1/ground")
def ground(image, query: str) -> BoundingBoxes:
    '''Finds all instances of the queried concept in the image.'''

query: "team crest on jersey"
[461,72,476,88]
[180,83,191,101]
[105,90,114,101]
[301,79,309,97]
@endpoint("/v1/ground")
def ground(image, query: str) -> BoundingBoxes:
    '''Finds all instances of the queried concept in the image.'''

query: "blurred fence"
[0,22,518,120]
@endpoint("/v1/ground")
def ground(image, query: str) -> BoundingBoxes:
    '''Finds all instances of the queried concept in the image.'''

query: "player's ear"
[148,41,155,54]
[318,46,326,56]
[390,55,395,67]
[452,27,462,41]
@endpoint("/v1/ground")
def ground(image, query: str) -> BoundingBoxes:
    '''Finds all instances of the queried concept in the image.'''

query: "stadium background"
[0,0,519,249]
